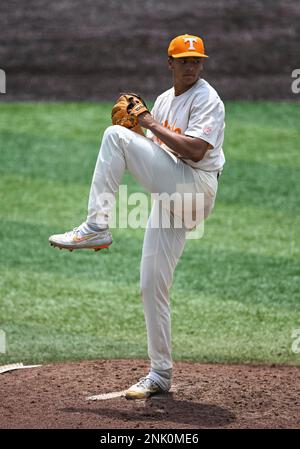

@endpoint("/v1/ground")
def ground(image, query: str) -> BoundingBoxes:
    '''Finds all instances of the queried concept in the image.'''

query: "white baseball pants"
[87,125,219,388]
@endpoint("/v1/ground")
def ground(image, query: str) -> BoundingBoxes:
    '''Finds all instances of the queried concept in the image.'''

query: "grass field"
[0,101,300,366]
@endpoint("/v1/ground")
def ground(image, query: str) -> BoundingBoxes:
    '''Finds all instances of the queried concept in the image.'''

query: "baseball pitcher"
[49,34,225,399]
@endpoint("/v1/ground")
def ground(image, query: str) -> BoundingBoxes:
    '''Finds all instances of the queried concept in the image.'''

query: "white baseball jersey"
[146,78,225,171]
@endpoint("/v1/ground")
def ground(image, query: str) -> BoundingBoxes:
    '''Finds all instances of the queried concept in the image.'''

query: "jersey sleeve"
[185,96,225,149]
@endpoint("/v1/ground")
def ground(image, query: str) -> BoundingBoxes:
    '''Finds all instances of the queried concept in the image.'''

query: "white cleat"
[125,377,166,400]
[49,222,113,251]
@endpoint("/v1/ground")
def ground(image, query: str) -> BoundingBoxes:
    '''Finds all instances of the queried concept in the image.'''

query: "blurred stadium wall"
[1,0,299,101]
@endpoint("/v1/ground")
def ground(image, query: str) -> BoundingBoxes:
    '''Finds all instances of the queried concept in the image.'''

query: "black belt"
[217,172,220,180]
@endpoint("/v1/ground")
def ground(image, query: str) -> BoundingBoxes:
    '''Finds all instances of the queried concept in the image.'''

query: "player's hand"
[138,112,155,129]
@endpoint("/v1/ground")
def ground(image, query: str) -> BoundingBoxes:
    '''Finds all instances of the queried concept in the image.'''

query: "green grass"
[0,101,300,366]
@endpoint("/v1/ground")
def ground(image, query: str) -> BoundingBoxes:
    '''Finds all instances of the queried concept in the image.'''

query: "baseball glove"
[111,93,149,133]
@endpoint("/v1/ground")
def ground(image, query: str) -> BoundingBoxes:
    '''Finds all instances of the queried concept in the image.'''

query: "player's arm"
[139,112,210,162]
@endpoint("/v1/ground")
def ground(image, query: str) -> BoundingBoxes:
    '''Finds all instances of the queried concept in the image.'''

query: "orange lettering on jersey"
[154,119,182,145]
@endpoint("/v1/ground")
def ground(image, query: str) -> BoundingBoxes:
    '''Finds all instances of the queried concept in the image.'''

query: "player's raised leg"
[49,125,197,251]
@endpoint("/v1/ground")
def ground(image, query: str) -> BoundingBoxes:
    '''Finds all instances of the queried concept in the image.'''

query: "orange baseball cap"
[168,34,208,58]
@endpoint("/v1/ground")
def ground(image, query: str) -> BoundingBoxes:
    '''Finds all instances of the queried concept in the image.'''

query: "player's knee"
[103,125,120,138]
[103,125,129,138]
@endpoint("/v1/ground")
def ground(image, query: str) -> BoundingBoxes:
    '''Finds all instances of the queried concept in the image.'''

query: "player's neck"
[174,78,199,96]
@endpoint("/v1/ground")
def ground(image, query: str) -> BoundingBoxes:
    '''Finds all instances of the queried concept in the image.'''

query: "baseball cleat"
[49,222,113,251]
[125,377,165,400]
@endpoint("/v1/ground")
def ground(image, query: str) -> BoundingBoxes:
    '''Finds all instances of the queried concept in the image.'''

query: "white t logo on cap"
[184,37,197,50]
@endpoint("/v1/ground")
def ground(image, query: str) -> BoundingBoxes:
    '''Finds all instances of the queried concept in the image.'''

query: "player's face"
[169,57,204,89]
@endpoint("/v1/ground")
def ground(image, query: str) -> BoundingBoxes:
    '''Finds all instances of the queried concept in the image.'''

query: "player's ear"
[168,57,174,70]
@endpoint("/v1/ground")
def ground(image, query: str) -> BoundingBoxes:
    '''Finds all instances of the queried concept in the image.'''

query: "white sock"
[86,222,108,232]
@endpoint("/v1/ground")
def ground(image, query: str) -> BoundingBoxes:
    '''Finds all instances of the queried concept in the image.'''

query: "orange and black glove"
[111,93,149,135]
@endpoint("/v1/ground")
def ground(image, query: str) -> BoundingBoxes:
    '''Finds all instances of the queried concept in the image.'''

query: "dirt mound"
[1,0,299,100]
[0,359,299,428]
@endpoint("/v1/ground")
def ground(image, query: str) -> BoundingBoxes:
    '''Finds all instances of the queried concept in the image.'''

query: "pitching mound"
[0,359,299,429]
